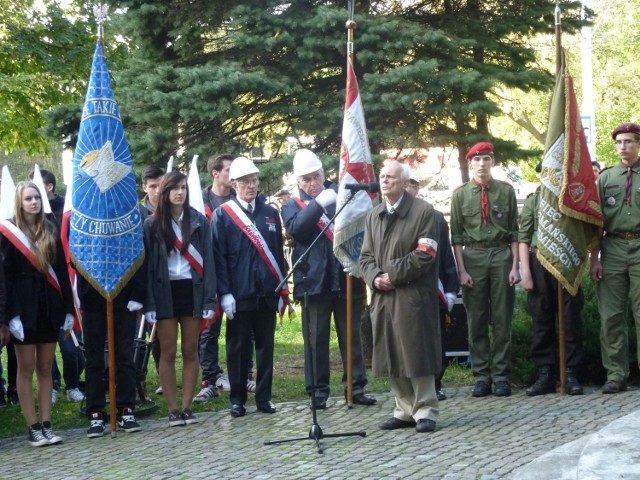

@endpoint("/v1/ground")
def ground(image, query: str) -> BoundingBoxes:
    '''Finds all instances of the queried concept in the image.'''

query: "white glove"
[62,314,74,331]
[202,310,214,320]
[221,294,236,320]
[145,311,157,324]
[127,301,143,312]
[315,188,337,208]
[343,265,357,276]
[445,292,457,312]
[9,317,24,342]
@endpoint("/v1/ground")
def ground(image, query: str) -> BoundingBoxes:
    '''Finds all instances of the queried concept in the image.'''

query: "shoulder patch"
[500,180,513,187]
[599,166,612,173]
[452,183,467,193]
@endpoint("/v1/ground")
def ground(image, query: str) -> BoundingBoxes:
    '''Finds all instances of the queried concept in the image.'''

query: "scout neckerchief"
[0,219,62,297]
[291,196,335,242]
[472,179,490,225]
[221,200,291,318]
[171,218,204,276]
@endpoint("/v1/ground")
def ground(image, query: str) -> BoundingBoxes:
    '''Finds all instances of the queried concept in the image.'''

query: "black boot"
[566,368,584,395]
[525,366,556,396]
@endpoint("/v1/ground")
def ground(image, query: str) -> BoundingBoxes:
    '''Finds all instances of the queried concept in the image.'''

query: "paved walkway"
[2,385,639,479]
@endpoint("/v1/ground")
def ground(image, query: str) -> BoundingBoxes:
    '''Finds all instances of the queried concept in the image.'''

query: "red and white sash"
[291,196,334,242]
[221,201,291,317]
[0,220,62,297]
[172,220,204,276]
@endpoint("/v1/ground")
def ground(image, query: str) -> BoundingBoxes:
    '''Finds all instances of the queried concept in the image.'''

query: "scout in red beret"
[466,142,494,160]
[611,123,640,140]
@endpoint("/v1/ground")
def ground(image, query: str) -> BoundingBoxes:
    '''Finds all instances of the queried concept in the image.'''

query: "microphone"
[344,182,380,193]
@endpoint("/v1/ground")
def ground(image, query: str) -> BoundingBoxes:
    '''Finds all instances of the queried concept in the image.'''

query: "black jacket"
[143,208,217,318]
[280,184,363,299]
[212,196,285,311]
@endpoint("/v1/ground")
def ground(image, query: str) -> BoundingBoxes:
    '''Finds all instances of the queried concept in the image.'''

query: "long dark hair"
[151,171,192,254]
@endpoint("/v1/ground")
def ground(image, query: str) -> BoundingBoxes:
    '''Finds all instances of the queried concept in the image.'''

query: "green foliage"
[0,0,94,154]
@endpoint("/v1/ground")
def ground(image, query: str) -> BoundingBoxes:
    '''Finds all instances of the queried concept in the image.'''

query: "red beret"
[611,123,640,140]
[466,142,494,160]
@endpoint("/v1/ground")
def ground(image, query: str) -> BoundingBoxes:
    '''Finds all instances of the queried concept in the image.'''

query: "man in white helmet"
[211,157,287,417]
[281,149,376,409]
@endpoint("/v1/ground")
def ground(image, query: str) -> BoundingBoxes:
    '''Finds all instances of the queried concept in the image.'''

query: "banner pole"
[107,300,118,435]
[346,275,354,407]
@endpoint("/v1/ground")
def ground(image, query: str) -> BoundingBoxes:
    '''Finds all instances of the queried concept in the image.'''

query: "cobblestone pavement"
[2,385,638,479]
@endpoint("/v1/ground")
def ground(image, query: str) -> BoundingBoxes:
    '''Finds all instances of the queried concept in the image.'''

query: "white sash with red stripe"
[291,196,334,242]
[0,220,62,297]
[171,220,204,276]
[221,201,291,317]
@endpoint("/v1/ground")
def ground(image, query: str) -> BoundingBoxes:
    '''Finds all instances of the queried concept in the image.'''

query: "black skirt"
[161,279,194,319]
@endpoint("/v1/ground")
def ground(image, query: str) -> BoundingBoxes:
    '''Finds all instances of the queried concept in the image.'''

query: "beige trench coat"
[359,194,442,378]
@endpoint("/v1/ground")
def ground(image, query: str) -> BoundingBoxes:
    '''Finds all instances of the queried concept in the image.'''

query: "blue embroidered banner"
[69,39,144,300]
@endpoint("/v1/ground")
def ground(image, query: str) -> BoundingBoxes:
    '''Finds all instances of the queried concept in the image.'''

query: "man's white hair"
[384,160,410,180]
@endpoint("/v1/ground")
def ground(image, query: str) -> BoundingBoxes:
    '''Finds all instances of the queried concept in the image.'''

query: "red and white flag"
[333,49,376,277]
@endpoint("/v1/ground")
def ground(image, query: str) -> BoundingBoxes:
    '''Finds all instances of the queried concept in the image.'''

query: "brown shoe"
[602,380,628,394]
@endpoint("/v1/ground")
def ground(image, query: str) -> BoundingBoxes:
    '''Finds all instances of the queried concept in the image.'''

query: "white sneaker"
[66,388,85,402]
[193,381,219,403]
[51,389,58,405]
[215,374,230,392]
[155,385,163,395]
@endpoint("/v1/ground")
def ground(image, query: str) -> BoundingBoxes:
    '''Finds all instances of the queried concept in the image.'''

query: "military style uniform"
[519,190,584,372]
[596,162,640,383]
[450,178,518,384]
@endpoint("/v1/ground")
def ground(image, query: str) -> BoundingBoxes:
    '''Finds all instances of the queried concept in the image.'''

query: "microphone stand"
[264,189,367,454]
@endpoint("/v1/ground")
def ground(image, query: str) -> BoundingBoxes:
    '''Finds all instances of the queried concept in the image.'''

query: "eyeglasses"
[615,139,638,147]
[236,178,260,187]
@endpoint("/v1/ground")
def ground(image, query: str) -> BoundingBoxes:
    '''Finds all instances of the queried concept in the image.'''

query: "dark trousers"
[198,318,223,382]
[435,307,448,390]
[528,253,584,369]
[226,299,276,406]
[83,308,137,415]
[52,328,85,391]
[301,293,368,399]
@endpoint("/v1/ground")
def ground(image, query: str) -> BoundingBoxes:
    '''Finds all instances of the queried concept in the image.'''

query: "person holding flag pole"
[535,2,602,395]
[68,6,146,435]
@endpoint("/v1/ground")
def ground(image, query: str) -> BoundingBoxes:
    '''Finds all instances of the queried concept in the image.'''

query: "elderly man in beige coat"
[360,160,441,433]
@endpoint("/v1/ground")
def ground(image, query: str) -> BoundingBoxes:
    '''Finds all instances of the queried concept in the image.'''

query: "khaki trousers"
[390,376,439,422]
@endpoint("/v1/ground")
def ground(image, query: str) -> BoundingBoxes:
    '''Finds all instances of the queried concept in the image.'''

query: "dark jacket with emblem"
[212,195,285,312]
[280,184,364,300]
[143,208,216,319]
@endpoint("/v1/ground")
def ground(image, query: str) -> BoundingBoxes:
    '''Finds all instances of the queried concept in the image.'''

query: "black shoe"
[526,367,556,396]
[230,403,246,417]
[602,380,627,394]
[311,398,327,410]
[0,391,6,407]
[436,389,447,401]
[472,380,491,397]
[256,401,276,414]
[351,392,377,406]
[87,412,105,438]
[379,417,416,430]
[415,419,436,433]
[566,368,583,396]
[494,381,511,397]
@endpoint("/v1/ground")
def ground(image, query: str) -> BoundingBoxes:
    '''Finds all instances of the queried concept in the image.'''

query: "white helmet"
[293,149,323,177]
[229,156,259,181]
[407,166,419,184]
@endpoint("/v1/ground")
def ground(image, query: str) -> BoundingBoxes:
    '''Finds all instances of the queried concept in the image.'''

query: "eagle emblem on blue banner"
[69,39,144,300]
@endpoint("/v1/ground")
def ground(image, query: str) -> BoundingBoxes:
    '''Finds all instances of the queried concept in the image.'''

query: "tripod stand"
[264,190,366,454]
